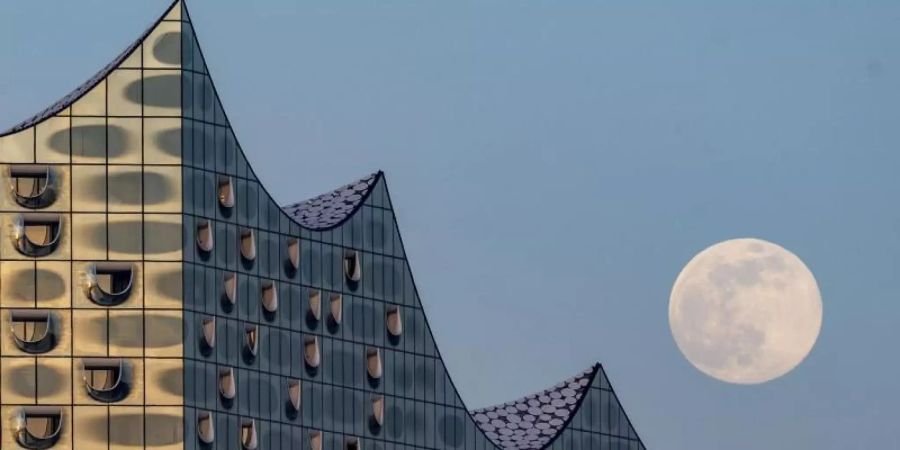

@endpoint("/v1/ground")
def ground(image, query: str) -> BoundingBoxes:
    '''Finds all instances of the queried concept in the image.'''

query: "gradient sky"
[2,1,898,449]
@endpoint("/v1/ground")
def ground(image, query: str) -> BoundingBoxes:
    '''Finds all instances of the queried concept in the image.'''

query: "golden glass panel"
[36,357,72,404]
[144,118,181,164]
[108,213,143,260]
[107,117,142,163]
[144,214,182,261]
[1,261,36,307]
[71,117,106,163]
[0,128,35,163]
[119,45,142,69]
[71,165,106,211]
[144,358,183,404]
[144,406,184,450]
[108,310,144,356]
[143,165,182,212]
[71,80,106,116]
[164,1,182,21]
[72,309,108,356]
[107,69,142,116]
[73,406,109,449]
[1,356,36,403]
[35,261,71,308]
[144,21,181,69]
[71,213,107,260]
[109,406,145,450]
[145,310,183,357]
[108,166,143,212]
[35,116,70,163]
[144,262,182,308]
[142,70,181,116]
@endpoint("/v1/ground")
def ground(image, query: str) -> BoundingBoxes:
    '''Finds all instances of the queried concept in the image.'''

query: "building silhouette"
[0,1,646,449]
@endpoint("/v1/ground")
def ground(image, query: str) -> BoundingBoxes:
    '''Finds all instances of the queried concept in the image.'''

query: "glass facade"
[0,1,646,449]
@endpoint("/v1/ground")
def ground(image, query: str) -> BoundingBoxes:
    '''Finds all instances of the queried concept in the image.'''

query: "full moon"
[668,238,822,384]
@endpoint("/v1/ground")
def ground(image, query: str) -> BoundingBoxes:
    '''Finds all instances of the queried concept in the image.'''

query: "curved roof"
[471,366,596,450]
[281,171,381,230]
[0,0,180,137]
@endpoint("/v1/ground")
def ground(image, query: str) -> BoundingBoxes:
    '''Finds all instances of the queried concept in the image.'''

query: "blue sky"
[2,1,898,448]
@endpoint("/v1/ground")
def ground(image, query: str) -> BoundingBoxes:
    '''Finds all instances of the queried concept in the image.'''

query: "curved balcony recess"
[218,176,234,208]
[304,337,321,369]
[10,310,57,354]
[366,348,383,380]
[201,317,216,349]
[309,431,323,450]
[240,419,258,450]
[261,281,278,313]
[244,324,258,357]
[346,437,362,450]
[82,358,131,403]
[9,165,56,209]
[343,249,361,283]
[223,272,237,305]
[84,262,135,306]
[330,294,343,325]
[287,237,300,271]
[240,229,256,261]
[219,367,236,400]
[197,220,214,252]
[12,213,62,257]
[197,411,215,444]
[14,407,63,450]
[308,290,321,321]
[372,396,385,427]
[386,306,403,337]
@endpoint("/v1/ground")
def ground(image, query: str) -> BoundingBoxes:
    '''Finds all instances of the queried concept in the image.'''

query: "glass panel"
[36,261,71,308]
[108,166,143,212]
[71,80,106,116]
[37,358,72,404]
[35,116,70,163]
[71,117,106,163]
[144,118,181,164]
[73,406,108,449]
[108,214,143,260]
[144,262,182,308]
[108,117,142,163]
[72,309,108,356]
[143,70,181,116]
[0,357,36,402]
[0,261,35,307]
[145,358,183,404]
[0,128,35,163]
[144,214,182,260]
[71,213,107,260]
[144,21,181,69]
[109,406,145,450]
[108,69,142,116]
[109,310,145,356]
[144,165,182,212]
[71,165,107,211]
[146,310,183,357]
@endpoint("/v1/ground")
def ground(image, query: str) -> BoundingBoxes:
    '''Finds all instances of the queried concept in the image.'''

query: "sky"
[1,1,899,449]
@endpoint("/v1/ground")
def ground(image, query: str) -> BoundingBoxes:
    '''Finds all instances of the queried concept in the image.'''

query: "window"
[13,213,62,257]
[82,358,131,403]
[343,249,361,282]
[345,437,362,450]
[14,407,62,449]
[304,336,320,369]
[309,431,322,450]
[386,306,403,337]
[261,280,278,313]
[219,367,236,400]
[288,379,301,412]
[240,419,258,450]
[201,317,216,350]
[218,176,234,208]
[308,290,321,322]
[9,165,56,209]
[197,220,214,252]
[223,272,237,305]
[197,411,215,444]
[366,347,382,380]
[330,293,343,325]
[10,310,56,354]
[287,237,300,271]
[84,262,135,306]
[240,229,256,261]
[244,324,258,357]
[372,395,385,427]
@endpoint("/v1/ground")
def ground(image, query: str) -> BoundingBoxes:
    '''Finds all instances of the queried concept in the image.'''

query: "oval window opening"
[197,411,215,444]
[330,294,343,326]
[218,176,235,208]
[201,317,216,350]
[240,419,258,450]
[261,280,278,313]
[223,272,237,305]
[343,250,361,282]
[244,324,259,357]
[10,310,56,354]
[219,367,236,400]
[197,220,214,252]
[304,336,321,369]
[366,347,382,380]
[288,379,301,412]
[9,165,56,209]
[84,262,135,306]
[287,237,300,271]
[13,214,62,257]
[308,290,321,322]
[386,306,403,337]
[82,358,130,403]
[14,407,63,450]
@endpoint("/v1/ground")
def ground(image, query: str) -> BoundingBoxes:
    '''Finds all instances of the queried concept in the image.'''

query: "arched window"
[82,358,130,403]
[9,165,56,209]
[14,407,62,449]
[84,262,135,306]
[261,280,278,313]
[10,310,56,354]
[13,214,62,257]
[240,419,258,450]
[197,411,215,444]
[218,176,234,208]
[197,220,214,252]
[330,293,343,325]
[240,229,256,261]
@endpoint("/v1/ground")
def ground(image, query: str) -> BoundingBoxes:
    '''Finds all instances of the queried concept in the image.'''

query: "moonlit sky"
[1,1,898,448]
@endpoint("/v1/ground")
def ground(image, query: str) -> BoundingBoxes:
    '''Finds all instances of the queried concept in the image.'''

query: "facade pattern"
[0,1,647,449]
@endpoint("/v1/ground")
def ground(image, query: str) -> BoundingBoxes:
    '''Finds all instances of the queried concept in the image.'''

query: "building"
[0,1,647,449]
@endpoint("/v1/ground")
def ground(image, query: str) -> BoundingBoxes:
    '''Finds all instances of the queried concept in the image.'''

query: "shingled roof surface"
[281,172,381,230]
